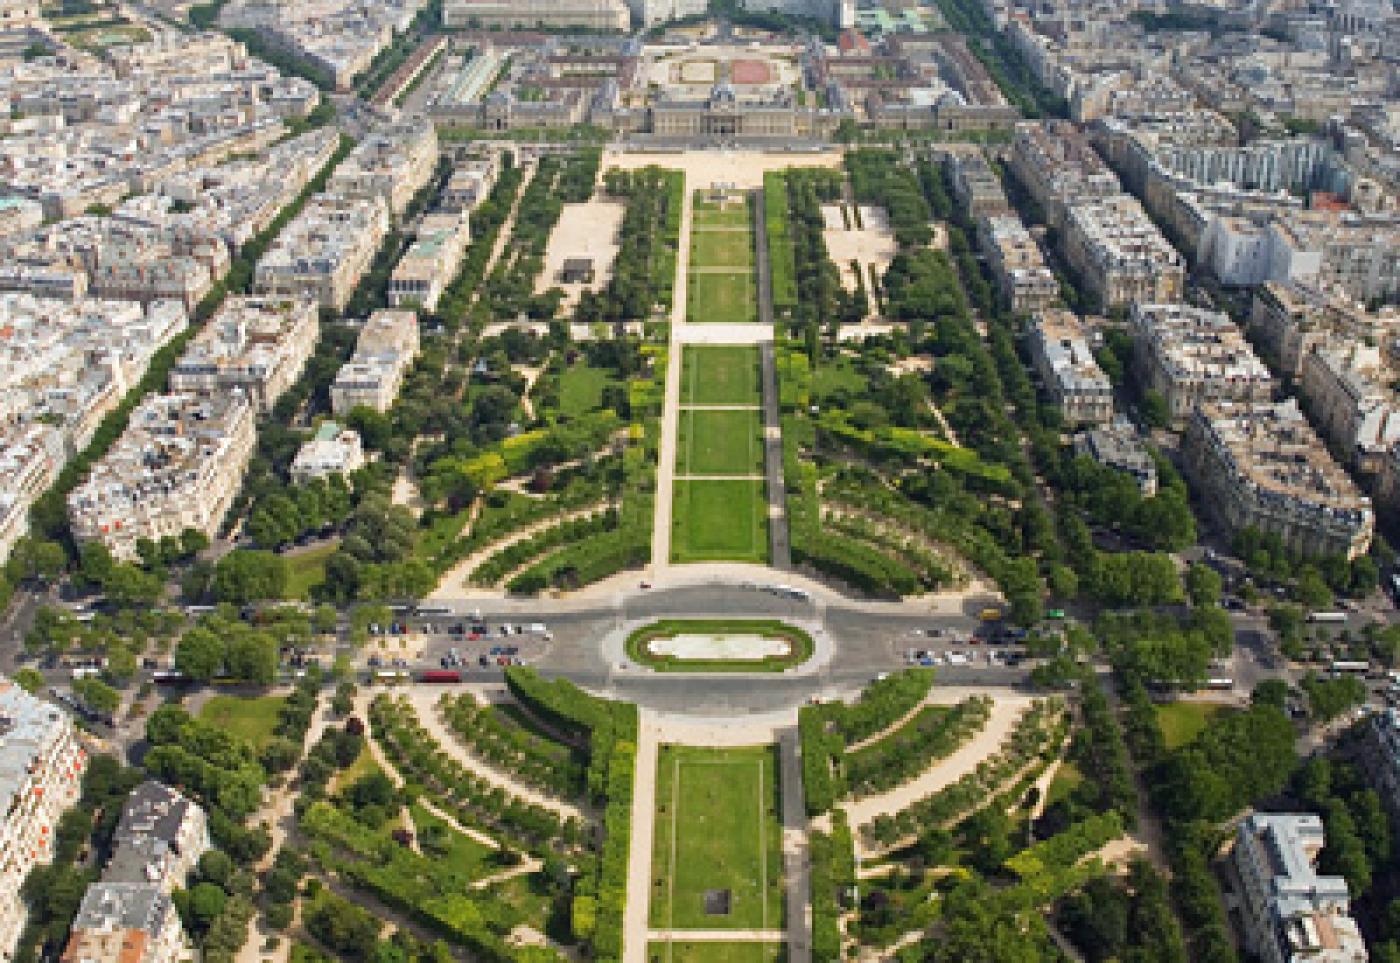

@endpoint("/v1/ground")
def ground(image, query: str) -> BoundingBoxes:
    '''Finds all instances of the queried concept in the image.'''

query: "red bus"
[418,670,462,683]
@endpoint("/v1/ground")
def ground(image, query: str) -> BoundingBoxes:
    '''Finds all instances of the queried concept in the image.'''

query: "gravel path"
[622,710,661,963]
[840,694,1034,847]
[401,689,593,823]
[651,171,691,574]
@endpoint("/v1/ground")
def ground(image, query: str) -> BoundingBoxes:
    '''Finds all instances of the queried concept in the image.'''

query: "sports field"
[676,409,763,476]
[681,346,760,405]
[648,942,785,962]
[650,745,785,930]
[687,270,758,324]
[691,228,753,268]
[671,479,768,564]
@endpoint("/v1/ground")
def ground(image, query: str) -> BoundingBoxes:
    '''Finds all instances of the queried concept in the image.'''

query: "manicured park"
[690,227,754,268]
[670,479,769,564]
[676,409,764,476]
[681,346,761,406]
[625,618,814,672]
[650,744,785,930]
[687,270,758,324]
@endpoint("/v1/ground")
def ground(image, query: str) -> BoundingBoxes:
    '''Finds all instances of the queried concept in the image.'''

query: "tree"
[1185,563,1222,608]
[188,882,228,929]
[13,667,44,694]
[72,677,120,717]
[1252,678,1289,709]
[6,537,67,584]
[225,632,277,684]
[1139,391,1170,429]
[212,550,288,603]
[176,627,225,682]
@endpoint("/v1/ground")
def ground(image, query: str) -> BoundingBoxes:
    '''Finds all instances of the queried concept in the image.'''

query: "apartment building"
[254,194,389,311]
[440,158,498,212]
[0,425,66,565]
[1301,343,1400,474]
[977,215,1059,314]
[170,298,319,413]
[0,679,87,963]
[443,0,630,30]
[1073,425,1157,495]
[0,295,189,456]
[1183,399,1372,560]
[61,885,186,963]
[1248,281,1400,380]
[290,421,366,484]
[330,309,420,415]
[1361,708,1400,821]
[1026,310,1114,425]
[1062,195,1184,309]
[104,782,210,894]
[0,198,43,238]
[946,149,1011,218]
[1231,813,1367,963]
[1130,302,1275,424]
[67,393,257,561]
[328,121,439,220]
[1009,120,1121,230]
[388,210,470,311]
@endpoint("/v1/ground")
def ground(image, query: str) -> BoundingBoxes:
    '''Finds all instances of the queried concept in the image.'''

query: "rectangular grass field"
[691,197,752,229]
[199,695,284,749]
[687,270,757,324]
[677,409,764,476]
[650,745,784,930]
[671,479,768,564]
[648,943,785,962]
[681,346,761,406]
[691,228,753,269]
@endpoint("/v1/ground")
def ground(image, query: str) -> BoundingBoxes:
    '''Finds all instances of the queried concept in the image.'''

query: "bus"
[1308,611,1348,624]
[415,605,453,617]
[1330,660,1370,675]
[1204,677,1234,690]
[979,608,1004,622]
[373,669,411,684]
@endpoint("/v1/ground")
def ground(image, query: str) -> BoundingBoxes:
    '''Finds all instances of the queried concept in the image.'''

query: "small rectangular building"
[330,309,420,415]
[1026,309,1113,425]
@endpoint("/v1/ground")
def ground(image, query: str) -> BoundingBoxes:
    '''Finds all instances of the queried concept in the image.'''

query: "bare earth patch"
[537,198,625,310]
[823,205,897,305]
[603,149,843,191]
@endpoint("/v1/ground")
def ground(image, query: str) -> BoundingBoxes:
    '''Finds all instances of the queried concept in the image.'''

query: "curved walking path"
[355,690,504,850]
[428,504,608,598]
[840,694,1034,842]
[401,688,594,823]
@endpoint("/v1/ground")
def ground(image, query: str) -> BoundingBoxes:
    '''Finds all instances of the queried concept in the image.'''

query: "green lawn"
[199,695,283,749]
[671,480,768,564]
[650,745,784,930]
[691,198,752,229]
[691,228,753,269]
[687,270,757,324]
[677,409,764,476]
[649,942,785,963]
[283,543,337,599]
[681,346,760,406]
[557,363,616,417]
[408,802,494,874]
[811,357,866,404]
[1155,701,1229,749]
[1045,760,1084,807]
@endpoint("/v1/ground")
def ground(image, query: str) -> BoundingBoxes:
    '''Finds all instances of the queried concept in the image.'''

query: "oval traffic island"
[624,619,814,672]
